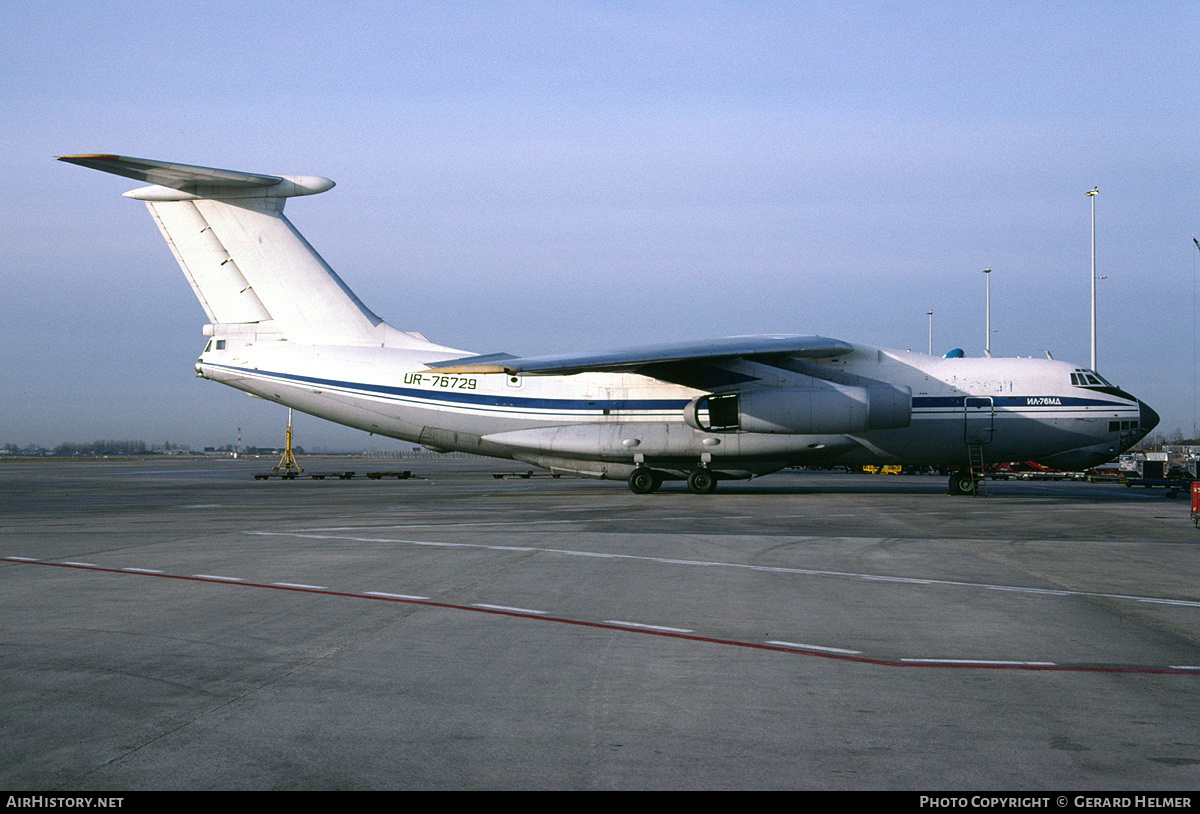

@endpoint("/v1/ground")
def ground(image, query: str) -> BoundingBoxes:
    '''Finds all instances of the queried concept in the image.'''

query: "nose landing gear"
[948,472,978,496]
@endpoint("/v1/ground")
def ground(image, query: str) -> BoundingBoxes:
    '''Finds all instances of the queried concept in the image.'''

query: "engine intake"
[685,384,911,434]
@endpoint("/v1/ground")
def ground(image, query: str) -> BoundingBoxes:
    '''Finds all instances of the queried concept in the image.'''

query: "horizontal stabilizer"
[59,154,281,191]
[428,335,854,375]
[57,154,333,201]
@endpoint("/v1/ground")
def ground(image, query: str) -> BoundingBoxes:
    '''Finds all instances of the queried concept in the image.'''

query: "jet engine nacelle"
[685,383,912,435]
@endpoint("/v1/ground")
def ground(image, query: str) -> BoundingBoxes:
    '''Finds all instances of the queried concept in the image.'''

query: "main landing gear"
[686,467,717,494]
[628,467,663,494]
[627,466,718,494]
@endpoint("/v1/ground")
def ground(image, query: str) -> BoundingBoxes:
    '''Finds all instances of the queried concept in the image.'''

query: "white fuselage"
[197,338,1149,481]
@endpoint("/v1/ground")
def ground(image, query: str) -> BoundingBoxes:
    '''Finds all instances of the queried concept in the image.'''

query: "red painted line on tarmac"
[5,556,1199,676]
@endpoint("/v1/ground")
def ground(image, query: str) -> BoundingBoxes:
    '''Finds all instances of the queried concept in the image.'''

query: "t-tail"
[57,154,451,352]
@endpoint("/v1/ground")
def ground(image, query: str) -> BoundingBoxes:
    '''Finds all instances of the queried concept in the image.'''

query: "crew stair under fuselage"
[967,443,986,496]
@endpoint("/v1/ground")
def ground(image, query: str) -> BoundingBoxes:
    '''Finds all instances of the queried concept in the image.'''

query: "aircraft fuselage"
[196,338,1154,483]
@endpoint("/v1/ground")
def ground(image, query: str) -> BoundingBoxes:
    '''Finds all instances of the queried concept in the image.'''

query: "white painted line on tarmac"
[901,658,1056,666]
[364,591,429,600]
[1138,598,1200,608]
[472,603,547,614]
[60,561,98,567]
[604,620,693,633]
[767,641,862,654]
[192,574,243,582]
[271,582,328,590]
[284,502,1135,535]
[122,567,163,574]
[248,530,1200,611]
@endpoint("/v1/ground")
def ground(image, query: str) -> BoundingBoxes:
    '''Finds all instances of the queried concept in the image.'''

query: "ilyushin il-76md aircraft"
[59,154,1159,495]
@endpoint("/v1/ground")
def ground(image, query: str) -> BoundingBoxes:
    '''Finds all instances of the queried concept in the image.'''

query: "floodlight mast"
[1087,187,1098,371]
[983,268,991,356]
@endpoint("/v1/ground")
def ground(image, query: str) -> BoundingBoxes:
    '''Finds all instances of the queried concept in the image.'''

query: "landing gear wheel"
[687,468,718,494]
[628,468,662,494]
[948,473,976,496]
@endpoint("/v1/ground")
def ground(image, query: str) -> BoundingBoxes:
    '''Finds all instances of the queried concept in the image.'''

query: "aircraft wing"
[427,335,854,376]
[58,154,284,193]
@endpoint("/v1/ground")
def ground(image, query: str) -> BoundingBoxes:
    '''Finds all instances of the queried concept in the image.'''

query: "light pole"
[927,310,933,356]
[1087,187,1098,371]
[983,268,991,356]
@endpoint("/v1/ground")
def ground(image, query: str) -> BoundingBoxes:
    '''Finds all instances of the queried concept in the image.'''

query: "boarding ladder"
[967,443,986,496]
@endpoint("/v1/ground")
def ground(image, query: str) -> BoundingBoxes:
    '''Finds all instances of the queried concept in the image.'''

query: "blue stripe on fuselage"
[205,363,688,412]
[206,363,1134,415]
[912,395,1134,409]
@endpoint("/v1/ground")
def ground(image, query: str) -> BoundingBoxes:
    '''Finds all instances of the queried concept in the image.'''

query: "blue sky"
[2,2,1197,450]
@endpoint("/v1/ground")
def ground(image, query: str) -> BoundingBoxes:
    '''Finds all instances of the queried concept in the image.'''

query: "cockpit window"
[1071,369,1113,388]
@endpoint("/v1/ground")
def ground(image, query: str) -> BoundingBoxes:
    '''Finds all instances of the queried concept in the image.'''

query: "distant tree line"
[3,441,311,457]
[51,440,149,456]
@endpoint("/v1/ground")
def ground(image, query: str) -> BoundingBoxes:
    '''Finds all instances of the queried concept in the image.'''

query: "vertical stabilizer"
[146,194,385,344]
[145,199,272,325]
[58,154,444,350]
